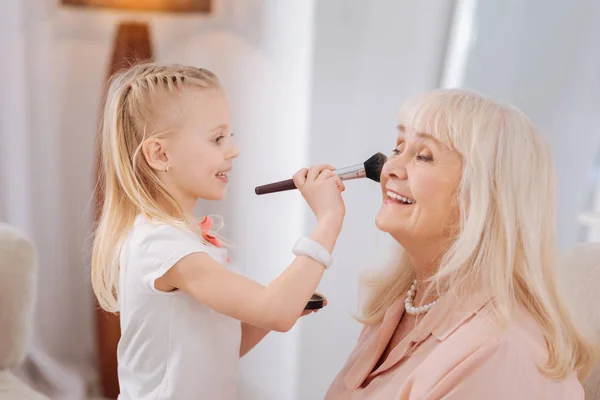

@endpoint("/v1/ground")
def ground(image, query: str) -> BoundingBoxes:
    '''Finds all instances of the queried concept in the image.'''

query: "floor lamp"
[95,24,153,398]
[60,1,212,398]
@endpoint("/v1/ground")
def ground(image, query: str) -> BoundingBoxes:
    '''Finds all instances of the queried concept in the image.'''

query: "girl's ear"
[142,138,170,172]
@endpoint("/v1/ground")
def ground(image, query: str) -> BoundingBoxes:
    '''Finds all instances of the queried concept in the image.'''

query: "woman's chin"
[375,211,394,233]
[375,211,413,246]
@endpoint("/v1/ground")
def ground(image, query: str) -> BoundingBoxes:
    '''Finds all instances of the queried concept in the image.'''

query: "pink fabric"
[326,292,584,399]
[199,216,229,262]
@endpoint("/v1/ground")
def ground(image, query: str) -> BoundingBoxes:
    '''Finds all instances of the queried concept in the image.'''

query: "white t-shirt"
[117,215,241,400]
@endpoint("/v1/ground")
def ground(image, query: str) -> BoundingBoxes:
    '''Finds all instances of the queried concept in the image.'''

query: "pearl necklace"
[404,279,438,315]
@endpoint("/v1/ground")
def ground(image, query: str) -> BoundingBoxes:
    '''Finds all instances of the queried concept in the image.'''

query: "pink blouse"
[325,292,583,399]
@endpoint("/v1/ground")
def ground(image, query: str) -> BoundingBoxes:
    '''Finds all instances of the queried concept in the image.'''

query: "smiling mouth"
[386,190,415,205]
[216,169,230,182]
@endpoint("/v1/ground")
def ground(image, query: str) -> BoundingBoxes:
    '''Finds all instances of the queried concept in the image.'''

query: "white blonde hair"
[359,88,596,379]
[92,63,221,313]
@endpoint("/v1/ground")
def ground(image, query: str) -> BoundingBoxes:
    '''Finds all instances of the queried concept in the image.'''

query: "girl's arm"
[239,298,323,357]
[239,323,270,357]
[158,217,340,332]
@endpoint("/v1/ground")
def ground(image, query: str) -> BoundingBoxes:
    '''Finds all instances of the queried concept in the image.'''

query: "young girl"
[91,63,346,400]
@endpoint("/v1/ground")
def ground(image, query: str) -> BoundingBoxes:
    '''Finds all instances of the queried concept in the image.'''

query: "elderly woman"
[326,89,595,399]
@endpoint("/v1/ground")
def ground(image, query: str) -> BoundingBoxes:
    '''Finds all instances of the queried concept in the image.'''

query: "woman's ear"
[142,138,170,172]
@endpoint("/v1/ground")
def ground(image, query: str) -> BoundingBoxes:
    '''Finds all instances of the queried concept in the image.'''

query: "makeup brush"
[254,152,387,195]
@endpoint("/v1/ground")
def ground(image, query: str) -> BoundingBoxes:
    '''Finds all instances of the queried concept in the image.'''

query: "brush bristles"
[364,152,387,182]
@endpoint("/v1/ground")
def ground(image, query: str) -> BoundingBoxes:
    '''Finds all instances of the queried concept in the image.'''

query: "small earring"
[164,165,170,172]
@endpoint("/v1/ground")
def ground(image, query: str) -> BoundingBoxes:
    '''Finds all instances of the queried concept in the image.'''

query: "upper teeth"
[387,191,414,204]
[217,173,227,177]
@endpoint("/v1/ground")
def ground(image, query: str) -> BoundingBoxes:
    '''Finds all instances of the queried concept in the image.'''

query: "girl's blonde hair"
[360,88,596,379]
[92,63,221,313]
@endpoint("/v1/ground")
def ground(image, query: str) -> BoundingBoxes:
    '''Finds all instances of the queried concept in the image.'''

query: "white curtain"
[0,0,95,398]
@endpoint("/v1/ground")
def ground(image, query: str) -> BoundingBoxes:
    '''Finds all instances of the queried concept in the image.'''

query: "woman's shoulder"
[442,302,582,382]
[425,303,583,398]
[443,301,548,359]
[423,296,556,381]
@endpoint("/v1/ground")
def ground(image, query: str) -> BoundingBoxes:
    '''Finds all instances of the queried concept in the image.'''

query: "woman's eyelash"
[392,148,432,162]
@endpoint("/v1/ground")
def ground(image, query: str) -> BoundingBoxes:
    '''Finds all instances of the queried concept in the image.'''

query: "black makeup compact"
[304,293,325,310]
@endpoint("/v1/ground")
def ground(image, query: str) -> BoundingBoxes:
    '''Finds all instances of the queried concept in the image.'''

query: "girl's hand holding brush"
[293,165,346,239]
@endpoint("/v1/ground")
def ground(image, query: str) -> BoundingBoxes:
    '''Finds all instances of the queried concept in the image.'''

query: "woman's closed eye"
[391,142,405,156]
[391,145,433,162]
[416,153,433,162]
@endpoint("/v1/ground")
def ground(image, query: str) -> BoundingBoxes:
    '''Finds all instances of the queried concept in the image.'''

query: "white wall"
[460,0,600,251]
[2,0,95,397]
[0,0,33,235]
[222,2,316,399]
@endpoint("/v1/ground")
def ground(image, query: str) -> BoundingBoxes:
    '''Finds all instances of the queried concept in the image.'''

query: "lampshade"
[61,0,211,13]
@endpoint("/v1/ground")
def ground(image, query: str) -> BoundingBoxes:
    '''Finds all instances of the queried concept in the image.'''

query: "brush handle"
[255,163,366,195]
[255,178,296,195]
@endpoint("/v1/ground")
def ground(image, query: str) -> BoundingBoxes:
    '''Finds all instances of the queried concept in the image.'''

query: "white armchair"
[559,241,600,399]
[0,223,48,400]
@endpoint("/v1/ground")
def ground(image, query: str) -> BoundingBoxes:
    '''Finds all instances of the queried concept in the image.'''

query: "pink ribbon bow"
[199,216,230,262]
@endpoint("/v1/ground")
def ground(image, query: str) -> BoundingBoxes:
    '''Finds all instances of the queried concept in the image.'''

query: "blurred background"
[1,0,599,399]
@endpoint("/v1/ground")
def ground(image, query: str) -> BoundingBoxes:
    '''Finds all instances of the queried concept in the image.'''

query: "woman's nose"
[382,155,407,181]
